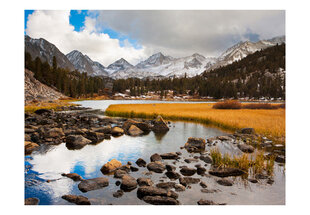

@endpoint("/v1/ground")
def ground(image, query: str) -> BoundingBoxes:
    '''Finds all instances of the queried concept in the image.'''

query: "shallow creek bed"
[24,107,285,205]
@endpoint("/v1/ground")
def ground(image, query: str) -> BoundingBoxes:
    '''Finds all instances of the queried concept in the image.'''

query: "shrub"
[242,103,278,109]
[213,100,242,109]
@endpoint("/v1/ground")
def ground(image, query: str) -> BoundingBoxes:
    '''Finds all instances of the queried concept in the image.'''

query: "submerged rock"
[199,181,208,188]
[197,199,221,205]
[137,186,178,199]
[199,155,213,164]
[165,171,181,180]
[216,179,233,186]
[209,168,246,177]
[114,169,128,179]
[100,159,122,174]
[113,190,124,198]
[62,195,91,205]
[179,177,200,186]
[78,177,109,192]
[174,184,186,192]
[156,182,176,190]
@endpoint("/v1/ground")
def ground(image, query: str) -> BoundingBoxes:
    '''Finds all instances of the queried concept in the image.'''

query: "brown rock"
[62,195,91,205]
[46,128,64,138]
[25,197,39,205]
[147,161,165,173]
[142,196,179,205]
[65,135,92,150]
[25,141,39,155]
[61,173,83,181]
[127,124,144,136]
[120,175,138,191]
[209,168,246,177]
[101,159,122,174]
[152,116,169,133]
[78,177,109,192]
[184,137,206,152]
[150,153,162,162]
[136,158,147,167]
[137,178,153,186]
[111,127,124,136]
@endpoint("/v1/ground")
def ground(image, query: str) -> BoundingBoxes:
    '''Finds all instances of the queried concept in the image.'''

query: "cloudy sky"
[25,10,285,66]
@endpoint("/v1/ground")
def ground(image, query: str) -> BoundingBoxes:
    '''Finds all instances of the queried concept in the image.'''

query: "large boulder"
[65,135,92,150]
[128,125,144,136]
[237,144,255,153]
[209,168,246,177]
[61,173,83,181]
[25,141,39,155]
[120,175,138,191]
[61,195,91,205]
[147,161,165,173]
[25,197,39,205]
[184,137,206,152]
[152,116,169,133]
[111,127,124,136]
[142,196,179,205]
[78,177,109,192]
[100,159,122,174]
[122,119,151,133]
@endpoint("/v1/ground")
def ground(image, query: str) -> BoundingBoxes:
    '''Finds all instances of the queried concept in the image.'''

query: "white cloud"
[26,10,148,66]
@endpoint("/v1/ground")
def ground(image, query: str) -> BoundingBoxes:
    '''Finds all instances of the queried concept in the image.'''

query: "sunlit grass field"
[106,103,285,138]
[24,100,77,113]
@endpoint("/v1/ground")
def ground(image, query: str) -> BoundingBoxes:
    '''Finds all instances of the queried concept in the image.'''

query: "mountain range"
[25,35,285,79]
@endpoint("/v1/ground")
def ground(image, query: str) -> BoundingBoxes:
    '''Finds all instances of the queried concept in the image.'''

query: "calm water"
[25,100,285,205]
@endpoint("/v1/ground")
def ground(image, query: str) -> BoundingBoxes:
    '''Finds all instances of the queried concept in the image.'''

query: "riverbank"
[105,103,285,141]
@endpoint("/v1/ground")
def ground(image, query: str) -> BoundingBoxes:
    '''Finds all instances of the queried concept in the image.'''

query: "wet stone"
[25,197,39,205]
[78,177,109,192]
[150,153,162,162]
[136,158,147,167]
[113,190,124,198]
[137,178,153,187]
[217,179,233,186]
[147,161,165,173]
[62,195,91,205]
[180,166,197,176]
[199,181,208,188]
[165,171,181,180]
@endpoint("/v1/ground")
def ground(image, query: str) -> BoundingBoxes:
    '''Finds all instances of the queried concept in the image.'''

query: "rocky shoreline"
[25,106,285,205]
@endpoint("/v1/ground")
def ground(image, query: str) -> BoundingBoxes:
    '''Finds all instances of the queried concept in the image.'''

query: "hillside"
[25,69,67,103]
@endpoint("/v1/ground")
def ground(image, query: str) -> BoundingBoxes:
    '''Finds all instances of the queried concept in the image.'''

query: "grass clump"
[213,100,242,109]
[210,147,275,176]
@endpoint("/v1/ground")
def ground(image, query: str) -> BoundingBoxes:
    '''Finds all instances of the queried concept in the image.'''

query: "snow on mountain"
[66,50,108,76]
[105,58,134,74]
[110,53,216,79]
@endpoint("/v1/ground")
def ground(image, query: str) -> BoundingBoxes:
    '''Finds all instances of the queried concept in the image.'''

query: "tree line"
[25,52,107,98]
[113,44,285,99]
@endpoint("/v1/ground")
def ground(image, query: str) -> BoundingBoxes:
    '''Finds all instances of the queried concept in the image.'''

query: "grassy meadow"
[105,103,285,139]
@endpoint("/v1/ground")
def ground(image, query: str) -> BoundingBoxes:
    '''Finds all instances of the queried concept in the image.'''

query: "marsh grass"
[105,103,285,138]
[25,100,77,113]
[210,147,275,176]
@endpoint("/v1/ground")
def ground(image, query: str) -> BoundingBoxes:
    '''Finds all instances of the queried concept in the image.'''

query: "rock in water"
[136,158,147,167]
[209,168,246,177]
[62,195,91,205]
[25,197,39,205]
[120,175,138,191]
[152,116,169,133]
[45,128,64,138]
[199,155,213,164]
[237,144,254,153]
[61,173,83,181]
[137,186,178,199]
[165,171,181,180]
[111,127,124,136]
[217,179,233,186]
[180,166,197,176]
[142,196,179,205]
[78,177,109,192]
[275,155,285,163]
[24,141,39,155]
[113,190,124,198]
[114,169,128,178]
[137,178,154,186]
[160,152,180,160]
[150,153,162,162]
[147,161,165,173]
[100,159,122,174]
[128,125,144,136]
[179,177,200,186]
[197,199,218,205]
[184,137,206,152]
[65,135,92,150]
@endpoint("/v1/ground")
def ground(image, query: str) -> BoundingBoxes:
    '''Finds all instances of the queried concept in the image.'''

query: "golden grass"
[210,147,275,175]
[105,103,285,138]
[24,100,78,113]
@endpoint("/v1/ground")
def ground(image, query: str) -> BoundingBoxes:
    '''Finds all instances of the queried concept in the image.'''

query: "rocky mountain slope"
[25,69,67,103]
[25,35,285,80]
[66,50,108,77]
[25,35,75,71]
